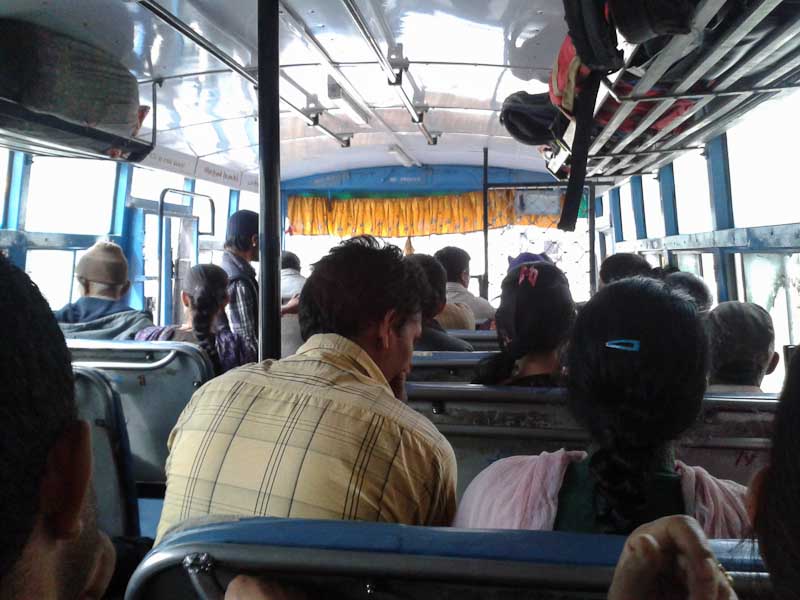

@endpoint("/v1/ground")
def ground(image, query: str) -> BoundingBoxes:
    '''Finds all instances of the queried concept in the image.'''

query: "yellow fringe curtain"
[287,190,559,237]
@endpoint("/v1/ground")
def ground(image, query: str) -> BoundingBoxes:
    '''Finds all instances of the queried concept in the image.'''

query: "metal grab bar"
[73,350,178,372]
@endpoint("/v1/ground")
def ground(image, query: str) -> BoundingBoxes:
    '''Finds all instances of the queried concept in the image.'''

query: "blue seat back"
[407,383,777,495]
[125,518,766,600]
[69,340,215,490]
[74,366,139,537]
[447,329,500,351]
[409,351,497,382]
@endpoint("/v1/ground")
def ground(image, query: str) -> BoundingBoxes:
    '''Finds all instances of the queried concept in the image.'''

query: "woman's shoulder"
[453,450,586,530]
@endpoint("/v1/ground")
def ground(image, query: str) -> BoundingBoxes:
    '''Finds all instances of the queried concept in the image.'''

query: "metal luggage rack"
[555,0,800,181]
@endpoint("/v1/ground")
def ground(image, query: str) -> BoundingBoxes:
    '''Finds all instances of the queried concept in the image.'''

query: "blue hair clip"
[605,339,641,352]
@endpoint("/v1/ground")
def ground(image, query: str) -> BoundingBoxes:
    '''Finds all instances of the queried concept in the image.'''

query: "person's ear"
[767,352,780,375]
[181,290,191,309]
[377,310,397,351]
[221,293,230,311]
[120,280,131,297]
[78,277,90,297]
[747,466,768,524]
[460,271,470,288]
[40,421,92,540]
[251,234,258,249]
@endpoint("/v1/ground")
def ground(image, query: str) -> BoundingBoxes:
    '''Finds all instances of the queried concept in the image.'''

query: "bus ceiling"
[0,1,798,186]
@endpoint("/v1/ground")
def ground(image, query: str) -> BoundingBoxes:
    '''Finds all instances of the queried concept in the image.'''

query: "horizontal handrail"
[73,350,178,372]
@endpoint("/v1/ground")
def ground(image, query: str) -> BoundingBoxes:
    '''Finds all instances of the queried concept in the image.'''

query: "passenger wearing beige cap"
[54,241,153,340]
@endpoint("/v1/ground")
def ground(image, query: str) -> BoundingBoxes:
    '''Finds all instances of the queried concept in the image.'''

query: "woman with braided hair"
[473,261,575,387]
[454,277,749,538]
[136,264,256,375]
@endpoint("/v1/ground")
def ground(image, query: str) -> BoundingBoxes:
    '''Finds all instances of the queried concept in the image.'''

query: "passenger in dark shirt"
[473,261,575,386]
[136,264,255,375]
[405,254,474,352]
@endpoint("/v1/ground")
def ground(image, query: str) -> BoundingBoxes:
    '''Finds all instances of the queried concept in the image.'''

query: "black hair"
[755,352,800,599]
[651,265,680,279]
[225,210,258,252]
[299,236,427,341]
[599,253,654,285]
[664,271,713,313]
[405,254,446,321]
[281,251,301,271]
[184,264,228,375]
[474,262,576,384]
[567,277,708,534]
[0,255,76,582]
[434,246,471,283]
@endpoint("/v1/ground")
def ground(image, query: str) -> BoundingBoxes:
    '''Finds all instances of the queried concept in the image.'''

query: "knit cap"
[75,241,128,285]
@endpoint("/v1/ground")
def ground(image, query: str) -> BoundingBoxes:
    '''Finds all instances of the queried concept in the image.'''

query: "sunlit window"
[239,190,259,213]
[642,173,665,238]
[619,182,637,241]
[741,252,800,392]
[673,149,713,234]
[26,157,116,234]
[728,91,800,228]
[130,167,187,202]
[25,249,77,310]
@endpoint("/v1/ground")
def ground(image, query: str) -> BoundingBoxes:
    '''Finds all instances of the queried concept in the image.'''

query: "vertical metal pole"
[588,184,597,295]
[258,0,282,360]
[610,188,623,244]
[481,147,489,300]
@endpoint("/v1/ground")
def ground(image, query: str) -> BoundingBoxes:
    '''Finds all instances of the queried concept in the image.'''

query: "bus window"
[0,149,9,224]
[676,252,702,275]
[673,149,713,235]
[25,157,116,235]
[642,173,665,239]
[193,179,230,241]
[727,91,800,228]
[25,249,76,309]
[619,182,637,241]
[741,252,800,392]
[130,167,187,202]
[239,190,259,213]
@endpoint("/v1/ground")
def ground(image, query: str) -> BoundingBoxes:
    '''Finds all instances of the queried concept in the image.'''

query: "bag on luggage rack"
[552,0,695,231]
[0,19,149,159]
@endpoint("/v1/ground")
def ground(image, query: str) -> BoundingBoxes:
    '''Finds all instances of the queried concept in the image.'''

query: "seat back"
[125,518,766,600]
[409,351,497,382]
[407,383,777,495]
[74,366,138,537]
[69,340,215,491]
[447,329,500,351]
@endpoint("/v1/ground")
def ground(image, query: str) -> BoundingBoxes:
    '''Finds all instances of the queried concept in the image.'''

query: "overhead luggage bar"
[586,0,729,168]
[620,49,800,177]
[599,7,800,177]
[137,0,349,148]
[278,1,421,158]
[588,0,778,177]
[340,0,439,145]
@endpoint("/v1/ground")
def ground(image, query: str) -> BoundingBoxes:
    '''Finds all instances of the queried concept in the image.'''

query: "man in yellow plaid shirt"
[157,236,457,542]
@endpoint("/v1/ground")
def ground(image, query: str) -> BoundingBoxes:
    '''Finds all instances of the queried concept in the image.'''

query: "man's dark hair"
[405,254,446,321]
[299,236,427,341]
[434,247,471,283]
[225,210,259,252]
[664,271,713,313]
[0,255,76,582]
[281,251,301,271]
[599,253,654,284]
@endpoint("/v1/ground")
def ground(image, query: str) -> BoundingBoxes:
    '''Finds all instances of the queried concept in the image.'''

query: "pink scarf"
[453,450,750,539]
